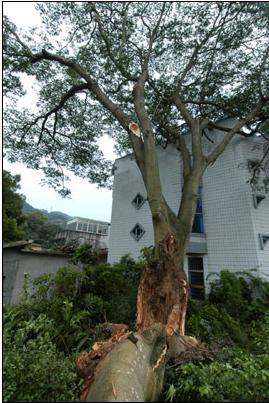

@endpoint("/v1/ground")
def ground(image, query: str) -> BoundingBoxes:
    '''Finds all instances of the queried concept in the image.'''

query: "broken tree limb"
[77,324,202,402]
[84,323,167,402]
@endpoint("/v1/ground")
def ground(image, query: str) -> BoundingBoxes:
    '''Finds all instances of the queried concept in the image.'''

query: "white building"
[108,119,269,298]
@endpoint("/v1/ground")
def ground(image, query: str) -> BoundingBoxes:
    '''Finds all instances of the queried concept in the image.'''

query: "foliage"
[3,308,82,402]
[3,170,26,242]
[4,256,142,355]
[187,271,269,346]
[164,348,269,402]
[208,270,269,323]
[3,3,269,193]
[23,211,62,246]
[4,264,269,402]
[83,255,143,326]
[23,201,71,225]
[3,255,142,401]
[164,271,269,402]
[70,243,100,265]
[186,300,247,346]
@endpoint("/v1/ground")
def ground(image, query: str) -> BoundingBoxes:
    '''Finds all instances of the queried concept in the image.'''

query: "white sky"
[3,2,118,222]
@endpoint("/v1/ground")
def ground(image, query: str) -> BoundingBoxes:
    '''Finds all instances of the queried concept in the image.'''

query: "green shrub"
[186,299,247,345]
[164,348,269,402]
[83,255,143,326]
[249,311,269,354]
[208,270,269,323]
[3,311,81,402]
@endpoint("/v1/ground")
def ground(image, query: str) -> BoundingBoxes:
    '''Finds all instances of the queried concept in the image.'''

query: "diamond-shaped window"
[253,194,265,208]
[132,193,145,209]
[130,223,145,241]
[259,234,269,250]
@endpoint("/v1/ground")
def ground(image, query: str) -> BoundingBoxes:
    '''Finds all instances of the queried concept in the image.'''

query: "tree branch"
[90,4,137,81]
[172,94,194,129]
[206,98,269,164]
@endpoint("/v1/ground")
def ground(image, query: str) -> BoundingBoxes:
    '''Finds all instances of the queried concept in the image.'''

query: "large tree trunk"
[77,170,202,402]
[78,229,195,402]
[136,233,188,337]
[78,323,200,402]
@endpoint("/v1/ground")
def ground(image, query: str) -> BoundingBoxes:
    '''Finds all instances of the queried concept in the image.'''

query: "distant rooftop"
[67,216,110,225]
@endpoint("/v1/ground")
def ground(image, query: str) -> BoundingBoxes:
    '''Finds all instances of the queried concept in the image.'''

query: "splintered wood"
[136,233,188,337]
[129,121,141,137]
[77,324,129,402]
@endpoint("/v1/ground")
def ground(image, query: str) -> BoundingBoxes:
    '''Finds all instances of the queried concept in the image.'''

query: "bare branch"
[172,94,194,129]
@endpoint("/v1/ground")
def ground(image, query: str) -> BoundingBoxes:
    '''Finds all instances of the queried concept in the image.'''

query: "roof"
[3,240,70,256]
[3,240,34,249]
[67,217,110,225]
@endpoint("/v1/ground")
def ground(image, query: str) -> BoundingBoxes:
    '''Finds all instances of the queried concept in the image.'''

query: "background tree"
[23,211,62,246]
[3,2,269,401]
[3,170,26,242]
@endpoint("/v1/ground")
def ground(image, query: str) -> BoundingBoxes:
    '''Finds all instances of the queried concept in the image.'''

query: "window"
[88,223,97,233]
[192,186,204,234]
[97,225,107,235]
[82,223,88,232]
[253,194,265,208]
[248,159,259,170]
[130,223,145,241]
[132,193,146,210]
[77,222,83,231]
[188,256,205,300]
[259,234,269,250]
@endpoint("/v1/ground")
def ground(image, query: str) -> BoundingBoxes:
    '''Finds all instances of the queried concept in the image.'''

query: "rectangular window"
[82,223,88,232]
[88,224,97,233]
[192,186,204,234]
[188,256,205,300]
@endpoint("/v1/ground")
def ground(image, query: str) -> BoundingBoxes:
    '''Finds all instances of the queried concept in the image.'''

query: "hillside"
[23,201,71,226]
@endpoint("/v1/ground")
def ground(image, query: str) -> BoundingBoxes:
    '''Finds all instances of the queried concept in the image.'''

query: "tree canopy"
[3,2,269,195]
[3,170,26,242]
[23,211,62,246]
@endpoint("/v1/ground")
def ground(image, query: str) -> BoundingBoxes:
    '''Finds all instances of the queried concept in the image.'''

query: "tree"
[3,3,269,401]
[3,170,26,242]
[23,211,62,245]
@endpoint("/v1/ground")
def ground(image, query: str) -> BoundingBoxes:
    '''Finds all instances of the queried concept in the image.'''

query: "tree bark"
[78,323,200,402]
[136,233,188,337]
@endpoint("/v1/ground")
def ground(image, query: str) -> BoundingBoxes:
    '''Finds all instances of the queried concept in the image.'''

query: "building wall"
[55,229,109,249]
[202,136,259,281]
[108,123,269,282]
[107,145,183,263]
[239,139,269,277]
[3,249,70,304]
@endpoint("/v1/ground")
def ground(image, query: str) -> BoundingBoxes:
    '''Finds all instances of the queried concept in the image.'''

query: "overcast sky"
[3,2,118,222]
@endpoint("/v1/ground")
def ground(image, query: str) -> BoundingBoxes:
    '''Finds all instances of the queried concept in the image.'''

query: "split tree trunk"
[136,233,188,337]
[79,229,195,402]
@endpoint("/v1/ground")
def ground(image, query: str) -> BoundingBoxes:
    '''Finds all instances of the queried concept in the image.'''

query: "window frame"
[130,223,146,241]
[259,234,269,250]
[252,194,266,209]
[132,193,146,210]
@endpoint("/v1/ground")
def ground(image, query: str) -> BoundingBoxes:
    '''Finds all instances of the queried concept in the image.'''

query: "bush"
[186,299,247,345]
[3,255,143,401]
[164,348,269,402]
[84,255,143,326]
[208,270,269,323]
[164,270,269,402]
[3,310,81,402]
